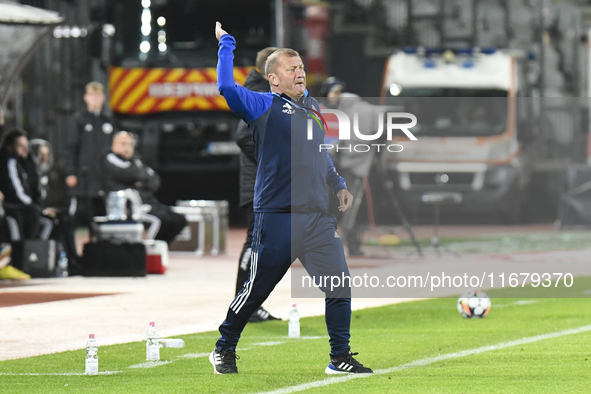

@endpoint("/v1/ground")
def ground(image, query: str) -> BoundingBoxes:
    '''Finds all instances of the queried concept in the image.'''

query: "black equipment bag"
[12,240,57,278]
[82,240,146,277]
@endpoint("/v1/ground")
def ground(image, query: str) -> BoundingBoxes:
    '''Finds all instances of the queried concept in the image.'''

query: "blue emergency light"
[481,47,497,54]
[455,48,474,55]
[425,47,443,56]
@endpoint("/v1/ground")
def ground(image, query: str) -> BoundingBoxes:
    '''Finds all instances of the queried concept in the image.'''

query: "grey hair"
[264,48,301,77]
[256,47,280,75]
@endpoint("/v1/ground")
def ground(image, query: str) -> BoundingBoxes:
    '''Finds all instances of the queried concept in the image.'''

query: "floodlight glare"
[389,83,402,96]
[140,41,151,53]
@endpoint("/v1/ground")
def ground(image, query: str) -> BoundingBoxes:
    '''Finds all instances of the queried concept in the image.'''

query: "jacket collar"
[279,89,310,105]
[110,150,132,161]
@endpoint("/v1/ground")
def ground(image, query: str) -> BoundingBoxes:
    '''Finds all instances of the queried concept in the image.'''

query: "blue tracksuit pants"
[216,211,352,355]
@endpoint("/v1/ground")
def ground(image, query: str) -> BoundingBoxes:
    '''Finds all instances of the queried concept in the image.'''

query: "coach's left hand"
[337,189,353,212]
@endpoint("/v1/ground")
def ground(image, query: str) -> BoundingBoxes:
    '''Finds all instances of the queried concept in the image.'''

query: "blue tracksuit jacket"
[217,34,346,213]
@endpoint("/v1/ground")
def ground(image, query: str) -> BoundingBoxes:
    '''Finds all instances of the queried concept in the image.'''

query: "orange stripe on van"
[108,66,252,114]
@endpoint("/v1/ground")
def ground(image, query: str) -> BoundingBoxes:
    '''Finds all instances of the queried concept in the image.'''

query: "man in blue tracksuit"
[209,22,373,375]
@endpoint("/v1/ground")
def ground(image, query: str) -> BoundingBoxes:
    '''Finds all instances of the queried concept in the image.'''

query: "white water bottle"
[56,251,68,278]
[146,322,161,361]
[85,334,99,375]
[288,304,300,338]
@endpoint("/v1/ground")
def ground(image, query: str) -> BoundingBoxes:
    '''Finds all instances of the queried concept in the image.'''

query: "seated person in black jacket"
[102,131,187,244]
[0,129,46,242]
[0,129,61,274]
[29,139,81,270]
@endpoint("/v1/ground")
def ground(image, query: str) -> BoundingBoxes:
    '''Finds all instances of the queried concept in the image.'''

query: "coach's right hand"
[215,22,228,42]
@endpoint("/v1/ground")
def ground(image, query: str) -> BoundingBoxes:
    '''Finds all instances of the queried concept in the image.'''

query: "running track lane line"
[256,324,591,394]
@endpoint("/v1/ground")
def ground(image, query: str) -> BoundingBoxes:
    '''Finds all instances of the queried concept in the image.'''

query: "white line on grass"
[178,352,211,359]
[257,324,591,394]
[495,300,539,309]
[0,371,122,376]
[252,341,286,346]
[128,360,173,369]
[0,337,325,376]
[157,337,324,361]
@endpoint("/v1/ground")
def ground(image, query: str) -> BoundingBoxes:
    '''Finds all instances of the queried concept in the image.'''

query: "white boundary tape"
[256,324,591,394]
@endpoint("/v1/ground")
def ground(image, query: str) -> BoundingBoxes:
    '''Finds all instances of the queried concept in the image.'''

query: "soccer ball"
[457,289,491,318]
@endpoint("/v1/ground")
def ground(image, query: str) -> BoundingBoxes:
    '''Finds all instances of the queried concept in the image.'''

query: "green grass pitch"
[1,281,590,393]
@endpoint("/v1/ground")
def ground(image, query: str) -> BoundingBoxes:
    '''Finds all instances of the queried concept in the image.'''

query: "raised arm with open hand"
[215,21,228,42]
